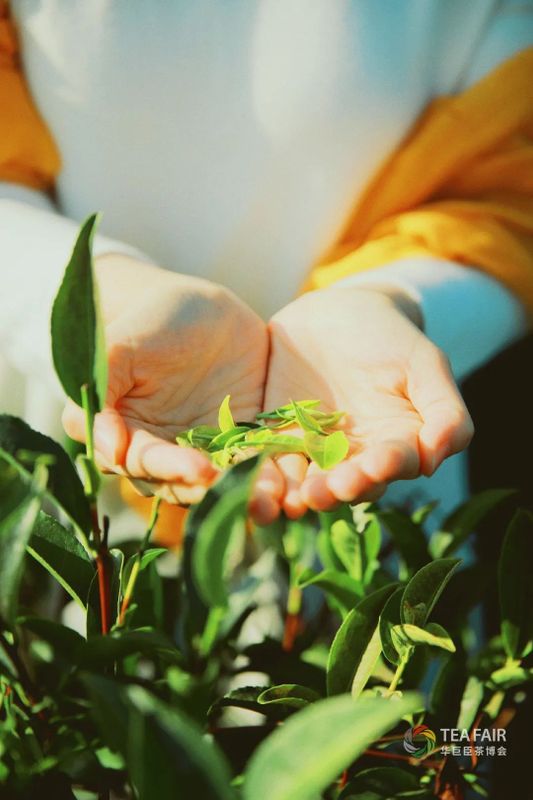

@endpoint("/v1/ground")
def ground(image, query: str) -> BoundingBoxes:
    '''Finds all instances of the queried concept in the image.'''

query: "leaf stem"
[80,383,96,464]
[385,649,411,695]
[118,497,161,626]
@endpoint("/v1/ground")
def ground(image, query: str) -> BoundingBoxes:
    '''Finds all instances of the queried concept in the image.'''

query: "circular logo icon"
[403,725,436,758]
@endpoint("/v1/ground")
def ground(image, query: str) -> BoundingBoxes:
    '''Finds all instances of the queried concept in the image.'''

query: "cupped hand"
[62,254,269,502]
[252,286,474,522]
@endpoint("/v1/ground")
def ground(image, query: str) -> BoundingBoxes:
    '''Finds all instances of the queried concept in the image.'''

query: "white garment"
[1,0,532,519]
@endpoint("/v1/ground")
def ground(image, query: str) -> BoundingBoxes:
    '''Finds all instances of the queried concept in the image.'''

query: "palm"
[262,288,473,512]
[64,267,268,495]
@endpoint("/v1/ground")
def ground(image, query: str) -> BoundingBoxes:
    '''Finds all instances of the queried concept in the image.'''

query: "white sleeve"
[0,187,151,399]
[338,4,533,384]
[337,257,529,382]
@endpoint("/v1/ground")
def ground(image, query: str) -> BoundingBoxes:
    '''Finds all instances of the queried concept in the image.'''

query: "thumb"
[62,398,129,467]
[408,346,474,476]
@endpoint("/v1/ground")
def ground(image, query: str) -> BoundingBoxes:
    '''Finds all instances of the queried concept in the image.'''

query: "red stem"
[91,504,111,635]
[282,613,300,652]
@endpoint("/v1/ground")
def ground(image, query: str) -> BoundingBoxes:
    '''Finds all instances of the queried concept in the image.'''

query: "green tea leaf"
[256,400,320,421]
[327,583,399,696]
[304,430,349,470]
[51,214,107,410]
[489,664,533,689]
[18,616,84,660]
[498,509,533,659]
[257,684,320,709]
[0,467,43,625]
[243,693,421,800]
[27,512,94,608]
[298,569,361,611]
[291,401,323,434]
[218,395,235,433]
[456,676,484,732]
[330,519,363,581]
[430,488,516,558]
[391,623,456,653]
[192,458,259,607]
[84,677,235,800]
[0,415,91,535]
[378,510,429,573]
[379,586,404,666]
[339,767,421,799]
[78,629,181,669]
[401,558,460,627]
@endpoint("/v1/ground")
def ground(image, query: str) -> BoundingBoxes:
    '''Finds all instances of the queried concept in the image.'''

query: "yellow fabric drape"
[0,0,60,190]
[305,47,533,314]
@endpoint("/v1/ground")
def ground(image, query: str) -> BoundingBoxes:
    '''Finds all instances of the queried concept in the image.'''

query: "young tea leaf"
[498,509,533,660]
[391,622,456,653]
[51,214,108,410]
[218,395,236,434]
[304,430,349,470]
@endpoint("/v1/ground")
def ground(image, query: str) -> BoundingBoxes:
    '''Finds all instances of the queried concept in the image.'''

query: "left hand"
[253,286,474,522]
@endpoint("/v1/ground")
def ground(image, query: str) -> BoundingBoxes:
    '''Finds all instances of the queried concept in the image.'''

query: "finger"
[275,453,308,519]
[408,348,474,476]
[125,428,217,484]
[62,399,129,466]
[253,458,285,500]
[127,477,207,506]
[300,462,338,511]
[249,458,285,524]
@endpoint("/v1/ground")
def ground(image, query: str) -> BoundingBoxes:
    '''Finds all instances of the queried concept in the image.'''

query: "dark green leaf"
[327,583,399,696]
[51,214,108,410]
[378,510,429,573]
[0,468,43,625]
[498,509,533,659]
[243,693,421,800]
[78,629,181,669]
[298,569,361,610]
[340,767,421,799]
[379,587,404,666]
[0,416,91,535]
[192,459,259,607]
[27,512,94,608]
[84,677,235,800]
[401,558,460,627]
[257,684,320,709]
[18,616,84,659]
[430,489,516,558]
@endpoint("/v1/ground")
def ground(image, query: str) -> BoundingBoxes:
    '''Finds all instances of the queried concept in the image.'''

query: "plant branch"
[118,497,161,626]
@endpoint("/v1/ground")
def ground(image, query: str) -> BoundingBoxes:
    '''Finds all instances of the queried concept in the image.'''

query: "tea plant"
[0,217,531,799]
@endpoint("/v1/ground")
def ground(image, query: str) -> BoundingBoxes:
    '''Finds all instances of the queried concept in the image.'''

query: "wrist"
[319,283,424,329]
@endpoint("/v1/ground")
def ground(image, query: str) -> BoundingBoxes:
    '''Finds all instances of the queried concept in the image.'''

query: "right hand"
[62,254,269,503]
